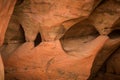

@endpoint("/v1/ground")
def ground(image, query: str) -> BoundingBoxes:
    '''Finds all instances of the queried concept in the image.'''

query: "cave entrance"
[34,33,42,47]
[60,20,100,54]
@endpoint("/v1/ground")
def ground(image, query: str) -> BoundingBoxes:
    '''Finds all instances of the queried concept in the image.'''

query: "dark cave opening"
[34,33,42,47]
[108,29,120,39]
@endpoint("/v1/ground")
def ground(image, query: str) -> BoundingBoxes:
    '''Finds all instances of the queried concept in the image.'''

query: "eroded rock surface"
[0,0,17,80]
[0,0,120,80]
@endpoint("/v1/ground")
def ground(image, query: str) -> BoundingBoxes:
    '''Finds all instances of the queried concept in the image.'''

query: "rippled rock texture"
[0,0,120,80]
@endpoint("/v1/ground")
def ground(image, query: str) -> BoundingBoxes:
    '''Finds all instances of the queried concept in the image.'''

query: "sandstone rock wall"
[0,0,17,80]
[0,0,120,80]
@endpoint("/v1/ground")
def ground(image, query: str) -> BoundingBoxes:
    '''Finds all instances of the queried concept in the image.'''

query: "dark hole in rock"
[108,29,120,39]
[60,20,100,54]
[34,33,42,47]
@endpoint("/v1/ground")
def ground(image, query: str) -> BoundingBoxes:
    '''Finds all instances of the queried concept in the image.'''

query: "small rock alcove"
[60,20,100,54]
[4,23,26,44]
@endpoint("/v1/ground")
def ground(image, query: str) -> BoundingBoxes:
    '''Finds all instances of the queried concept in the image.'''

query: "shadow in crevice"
[34,33,42,47]
[4,24,26,44]
[19,24,26,43]
[108,29,120,39]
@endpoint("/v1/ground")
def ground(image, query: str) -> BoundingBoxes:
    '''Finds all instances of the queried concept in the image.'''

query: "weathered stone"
[0,0,17,80]
[13,0,102,41]
[0,0,120,80]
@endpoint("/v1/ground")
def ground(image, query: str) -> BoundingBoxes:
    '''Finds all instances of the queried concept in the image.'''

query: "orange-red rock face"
[0,0,17,45]
[0,0,120,80]
[0,55,4,80]
[3,36,108,80]
[0,0,17,79]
